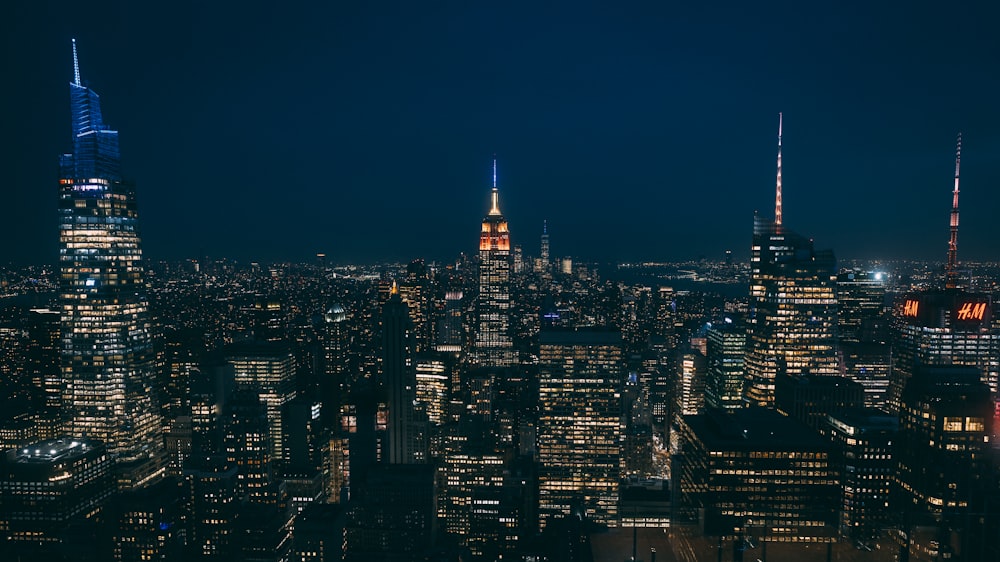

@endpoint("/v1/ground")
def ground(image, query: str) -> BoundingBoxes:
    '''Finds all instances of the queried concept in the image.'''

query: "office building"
[537,328,623,529]
[705,316,745,410]
[826,408,896,545]
[0,438,113,547]
[474,159,516,366]
[745,116,838,406]
[226,342,298,469]
[58,40,164,490]
[676,409,839,542]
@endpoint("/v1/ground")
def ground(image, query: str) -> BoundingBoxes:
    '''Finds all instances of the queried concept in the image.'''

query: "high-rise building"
[344,464,437,561]
[674,344,706,416]
[320,304,349,428]
[826,408,896,545]
[382,285,427,464]
[414,354,450,426]
[888,138,999,413]
[435,290,464,353]
[894,366,994,557]
[676,409,839,542]
[537,220,551,274]
[0,438,113,550]
[745,114,839,406]
[26,308,63,439]
[537,328,623,529]
[705,316,745,410]
[837,270,888,344]
[58,40,164,489]
[226,342,298,469]
[474,159,516,367]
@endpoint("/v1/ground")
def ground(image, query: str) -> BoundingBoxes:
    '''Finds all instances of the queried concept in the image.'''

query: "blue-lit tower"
[58,40,164,490]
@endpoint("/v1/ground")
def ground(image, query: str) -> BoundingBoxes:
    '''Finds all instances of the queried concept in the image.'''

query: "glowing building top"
[64,39,121,180]
[480,157,510,252]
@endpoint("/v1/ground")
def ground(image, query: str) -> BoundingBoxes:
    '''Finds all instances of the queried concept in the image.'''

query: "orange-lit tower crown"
[480,159,510,252]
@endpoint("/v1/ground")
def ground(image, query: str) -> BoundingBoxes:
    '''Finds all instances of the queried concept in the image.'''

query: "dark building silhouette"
[0,438,113,552]
[894,365,994,557]
[775,372,866,433]
[826,408,897,545]
[344,464,437,561]
[677,408,839,542]
[381,285,428,465]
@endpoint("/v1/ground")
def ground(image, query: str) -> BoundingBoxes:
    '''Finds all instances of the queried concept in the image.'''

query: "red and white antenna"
[946,133,962,289]
[774,112,783,226]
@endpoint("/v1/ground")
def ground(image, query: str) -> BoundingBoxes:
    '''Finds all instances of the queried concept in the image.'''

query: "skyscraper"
[705,316,745,410]
[381,285,427,464]
[537,220,550,274]
[887,136,1000,413]
[58,40,164,489]
[474,159,516,366]
[537,328,623,529]
[745,115,839,406]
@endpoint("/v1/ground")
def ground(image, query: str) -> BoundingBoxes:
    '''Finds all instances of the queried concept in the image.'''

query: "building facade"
[58,40,164,489]
[474,162,516,367]
[537,328,623,529]
[745,216,839,406]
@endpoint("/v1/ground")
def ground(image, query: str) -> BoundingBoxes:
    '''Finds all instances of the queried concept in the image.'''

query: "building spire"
[946,132,962,289]
[72,38,81,86]
[543,219,547,235]
[774,112,783,226]
[489,156,501,216]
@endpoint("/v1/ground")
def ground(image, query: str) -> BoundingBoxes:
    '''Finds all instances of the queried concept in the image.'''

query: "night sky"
[4,1,1000,265]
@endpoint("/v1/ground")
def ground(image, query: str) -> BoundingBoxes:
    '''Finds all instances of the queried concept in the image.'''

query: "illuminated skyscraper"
[58,40,164,489]
[887,137,1000,413]
[226,342,297,469]
[537,328,623,529]
[705,316,745,410]
[474,159,516,366]
[744,115,839,406]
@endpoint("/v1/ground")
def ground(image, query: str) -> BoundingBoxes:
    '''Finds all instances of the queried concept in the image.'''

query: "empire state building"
[58,40,164,489]
[474,160,516,366]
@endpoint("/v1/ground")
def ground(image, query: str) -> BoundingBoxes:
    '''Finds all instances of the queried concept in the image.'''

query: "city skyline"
[5,3,1000,266]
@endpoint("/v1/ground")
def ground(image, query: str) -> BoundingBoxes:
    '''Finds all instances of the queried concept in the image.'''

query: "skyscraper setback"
[58,41,164,489]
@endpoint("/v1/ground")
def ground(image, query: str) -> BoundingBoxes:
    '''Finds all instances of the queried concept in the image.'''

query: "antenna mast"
[72,38,81,86]
[946,133,962,289]
[774,112,783,226]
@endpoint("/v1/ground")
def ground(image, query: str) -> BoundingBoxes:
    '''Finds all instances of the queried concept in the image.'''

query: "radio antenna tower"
[946,133,962,289]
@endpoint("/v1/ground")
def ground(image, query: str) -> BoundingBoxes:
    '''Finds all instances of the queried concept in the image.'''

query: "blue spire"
[65,40,121,180]
[72,38,81,86]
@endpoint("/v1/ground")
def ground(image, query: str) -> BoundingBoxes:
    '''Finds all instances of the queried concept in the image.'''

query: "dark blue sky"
[4,1,1000,265]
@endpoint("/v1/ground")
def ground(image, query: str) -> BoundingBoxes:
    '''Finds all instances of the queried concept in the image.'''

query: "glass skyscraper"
[58,40,164,489]
[744,215,839,406]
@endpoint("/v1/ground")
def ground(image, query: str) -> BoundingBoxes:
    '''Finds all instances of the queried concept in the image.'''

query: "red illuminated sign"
[955,301,987,321]
[903,299,920,318]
